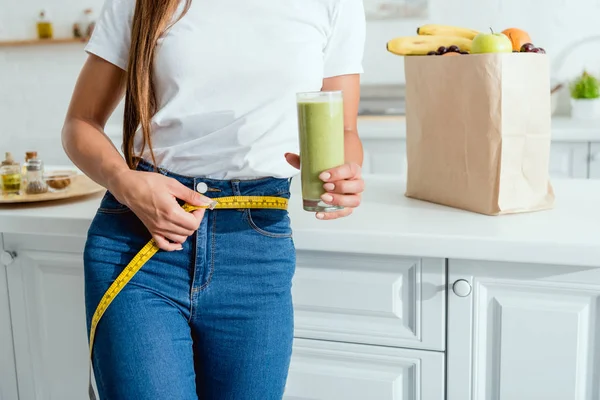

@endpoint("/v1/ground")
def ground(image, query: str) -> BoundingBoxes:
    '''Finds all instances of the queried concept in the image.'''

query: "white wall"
[2,0,600,165]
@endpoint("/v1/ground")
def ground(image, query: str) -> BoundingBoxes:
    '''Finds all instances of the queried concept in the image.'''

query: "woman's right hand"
[109,170,216,251]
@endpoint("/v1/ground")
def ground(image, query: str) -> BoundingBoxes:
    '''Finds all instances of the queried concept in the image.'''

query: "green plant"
[570,71,600,99]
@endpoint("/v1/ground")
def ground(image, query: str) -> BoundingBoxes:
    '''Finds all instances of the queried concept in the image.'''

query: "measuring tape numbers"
[87,195,288,399]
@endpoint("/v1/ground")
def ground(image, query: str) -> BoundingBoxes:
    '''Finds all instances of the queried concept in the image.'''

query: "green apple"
[471,30,513,54]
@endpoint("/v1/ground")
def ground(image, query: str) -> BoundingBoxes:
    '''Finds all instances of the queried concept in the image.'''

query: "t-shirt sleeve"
[323,0,366,78]
[84,0,135,70]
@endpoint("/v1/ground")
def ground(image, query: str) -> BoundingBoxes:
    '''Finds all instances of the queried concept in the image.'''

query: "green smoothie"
[297,91,345,212]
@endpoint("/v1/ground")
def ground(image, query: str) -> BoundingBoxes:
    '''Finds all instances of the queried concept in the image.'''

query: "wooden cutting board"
[0,174,104,204]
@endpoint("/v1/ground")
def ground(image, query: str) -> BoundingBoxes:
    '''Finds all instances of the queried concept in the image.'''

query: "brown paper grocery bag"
[404,53,555,215]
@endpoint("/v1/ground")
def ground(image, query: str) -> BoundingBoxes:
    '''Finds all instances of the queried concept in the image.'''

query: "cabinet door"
[293,253,446,351]
[5,234,88,400]
[361,139,407,176]
[589,143,600,179]
[0,243,19,400]
[284,338,444,400]
[447,259,600,400]
[548,142,589,179]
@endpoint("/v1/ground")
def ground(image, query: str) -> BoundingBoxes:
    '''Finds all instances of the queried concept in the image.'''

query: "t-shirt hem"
[84,41,128,71]
[323,66,364,79]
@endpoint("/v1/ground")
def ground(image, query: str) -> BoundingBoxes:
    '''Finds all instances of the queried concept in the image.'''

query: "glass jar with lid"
[25,156,48,195]
[1,152,21,195]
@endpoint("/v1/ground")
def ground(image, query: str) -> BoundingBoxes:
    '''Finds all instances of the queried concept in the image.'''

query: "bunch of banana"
[416,24,479,40]
[386,35,472,56]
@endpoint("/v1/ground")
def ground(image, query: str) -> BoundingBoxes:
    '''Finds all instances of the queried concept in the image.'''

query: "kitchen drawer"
[362,138,407,176]
[548,142,589,179]
[284,338,445,400]
[590,143,600,179]
[292,252,446,351]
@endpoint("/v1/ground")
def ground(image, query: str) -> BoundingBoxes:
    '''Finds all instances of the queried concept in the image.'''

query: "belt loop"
[231,180,241,196]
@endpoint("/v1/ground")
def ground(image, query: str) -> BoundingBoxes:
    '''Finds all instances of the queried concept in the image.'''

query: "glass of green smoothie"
[296,91,345,212]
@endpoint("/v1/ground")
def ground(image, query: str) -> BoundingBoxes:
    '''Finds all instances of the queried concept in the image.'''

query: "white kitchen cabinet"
[293,253,446,351]
[361,139,407,176]
[3,234,89,400]
[0,242,19,400]
[548,142,590,179]
[361,138,592,180]
[284,338,445,400]
[589,143,600,179]
[447,259,600,400]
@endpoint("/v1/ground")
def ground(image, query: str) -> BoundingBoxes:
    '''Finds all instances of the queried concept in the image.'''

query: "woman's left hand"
[285,153,364,220]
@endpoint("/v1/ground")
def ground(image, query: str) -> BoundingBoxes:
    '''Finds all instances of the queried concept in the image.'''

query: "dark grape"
[460,51,469,55]
[437,46,448,55]
[520,43,535,53]
[448,45,460,53]
[531,48,542,53]
[427,51,437,56]
[537,47,546,54]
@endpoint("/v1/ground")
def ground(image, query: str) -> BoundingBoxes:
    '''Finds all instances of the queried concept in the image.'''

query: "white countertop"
[356,115,600,142]
[1,176,599,267]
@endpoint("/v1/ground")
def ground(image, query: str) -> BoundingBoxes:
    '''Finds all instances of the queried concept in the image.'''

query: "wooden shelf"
[0,38,88,48]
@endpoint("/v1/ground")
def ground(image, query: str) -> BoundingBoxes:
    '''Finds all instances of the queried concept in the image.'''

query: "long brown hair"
[123,0,191,169]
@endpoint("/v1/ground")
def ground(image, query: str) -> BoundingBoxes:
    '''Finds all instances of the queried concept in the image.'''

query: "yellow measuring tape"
[88,195,288,359]
[88,196,289,398]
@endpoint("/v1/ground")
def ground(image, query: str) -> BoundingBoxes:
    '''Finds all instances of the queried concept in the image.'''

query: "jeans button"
[196,182,208,194]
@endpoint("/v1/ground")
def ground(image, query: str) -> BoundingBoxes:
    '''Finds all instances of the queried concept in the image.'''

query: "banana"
[386,36,472,56]
[417,24,479,40]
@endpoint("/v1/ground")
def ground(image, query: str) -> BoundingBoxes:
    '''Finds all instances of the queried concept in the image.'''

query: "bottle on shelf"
[74,8,96,39]
[36,10,54,39]
[0,152,22,195]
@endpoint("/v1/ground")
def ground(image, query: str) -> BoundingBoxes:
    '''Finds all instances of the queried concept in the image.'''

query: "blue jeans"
[84,161,296,400]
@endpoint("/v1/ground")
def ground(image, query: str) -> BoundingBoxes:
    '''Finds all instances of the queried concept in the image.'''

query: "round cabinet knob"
[1,251,16,266]
[453,279,472,297]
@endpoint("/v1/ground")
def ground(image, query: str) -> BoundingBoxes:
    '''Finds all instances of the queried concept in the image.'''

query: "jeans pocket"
[244,209,293,239]
[97,191,132,214]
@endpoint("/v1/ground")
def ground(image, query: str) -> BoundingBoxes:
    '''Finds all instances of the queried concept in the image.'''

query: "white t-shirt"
[86,0,366,179]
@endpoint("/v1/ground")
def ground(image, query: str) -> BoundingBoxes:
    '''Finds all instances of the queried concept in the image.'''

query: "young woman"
[62,0,365,398]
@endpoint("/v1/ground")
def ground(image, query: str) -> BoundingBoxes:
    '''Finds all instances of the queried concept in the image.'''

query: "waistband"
[134,158,292,198]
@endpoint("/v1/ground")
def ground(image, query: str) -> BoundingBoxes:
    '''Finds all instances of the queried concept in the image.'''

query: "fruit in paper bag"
[386,35,472,56]
[417,24,479,40]
[502,28,532,52]
[471,29,513,54]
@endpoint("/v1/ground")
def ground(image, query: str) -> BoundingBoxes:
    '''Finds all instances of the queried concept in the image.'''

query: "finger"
[168,180,217,209]
[319,162,361,183]
[156,221,196,237]
[320,192,361,208]
[161,232,188,245]
[191,208,206,225]
[163,207,202,232]
[285,153,300,170]
[315,208,354,220]
[153,234,183,252]
[323,179,365,195]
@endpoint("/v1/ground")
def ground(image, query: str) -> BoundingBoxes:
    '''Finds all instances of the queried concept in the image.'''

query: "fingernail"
[200,197,218,210]
[321,194,333,203]
[176,247,183,251]
[316,213,325,220]
[319,172,331,181]
[323,183,335,191]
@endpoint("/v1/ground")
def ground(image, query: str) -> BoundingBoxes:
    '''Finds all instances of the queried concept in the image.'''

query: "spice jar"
[25,157,48,195]
[0,152,21,195]
[21,151,38,187]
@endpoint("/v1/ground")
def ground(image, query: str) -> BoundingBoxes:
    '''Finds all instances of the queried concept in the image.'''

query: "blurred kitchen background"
[2,0,600,178]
